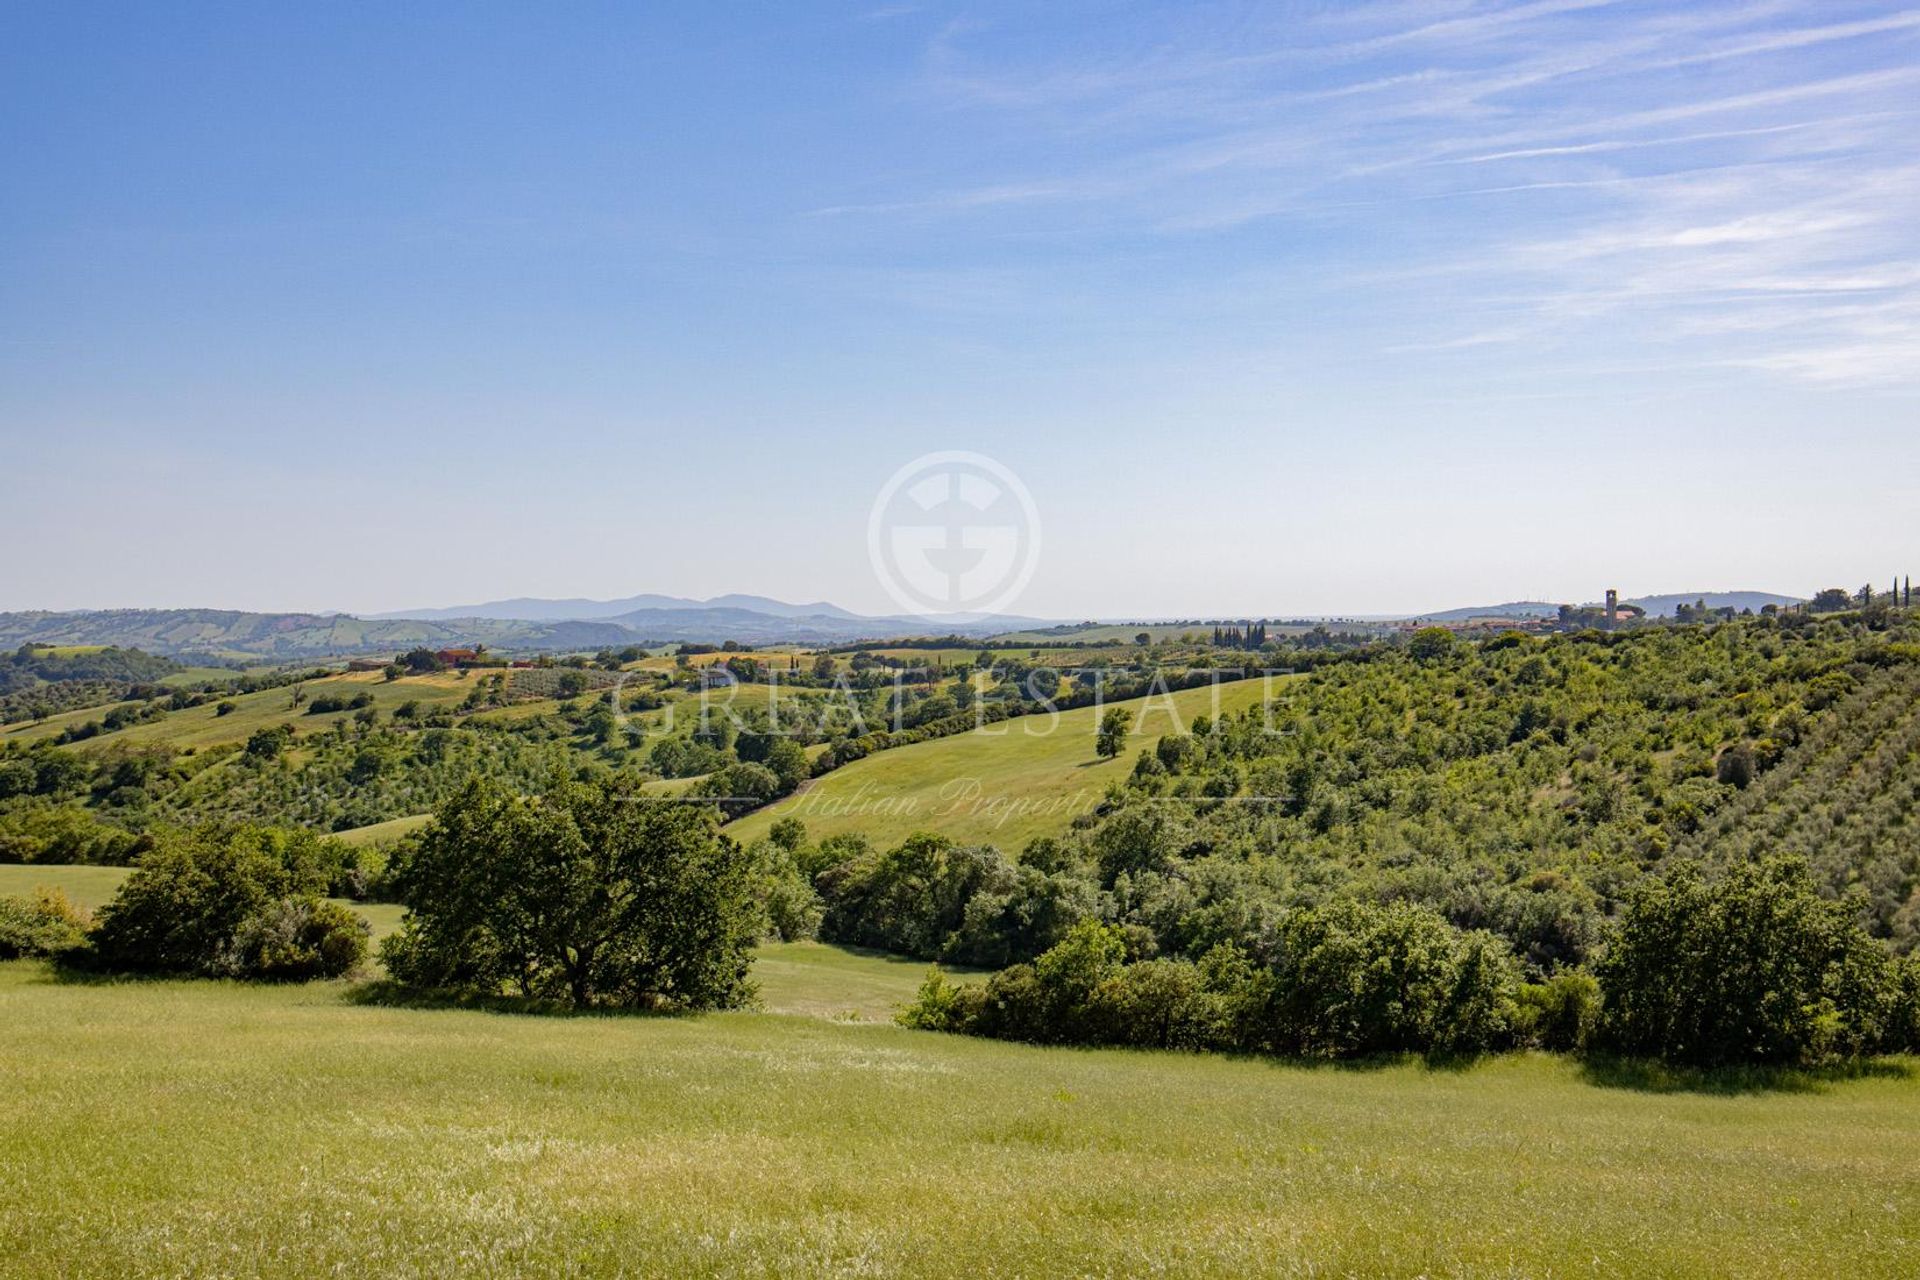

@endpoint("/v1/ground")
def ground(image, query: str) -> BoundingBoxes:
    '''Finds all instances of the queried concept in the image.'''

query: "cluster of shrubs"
[811,831,1094,969]
[1593,859,1920,1064]
[0,825,371,980]
[56,699,169,743]
[905,858,1920,1067]
[905,905,1548,1058]
[305,690,376,715]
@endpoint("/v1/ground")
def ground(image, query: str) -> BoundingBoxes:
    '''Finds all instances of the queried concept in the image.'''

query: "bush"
[919,907,1522,1060]
[0,888,92,959]
[1513,971,1601,1052]
[87,826,366,980]
[1888,955,1920,1054]
[750,838,823,942]
[899,967,984,1032]
[1594,858,1903,1065]
[692,762,781,820]
[219,897,367,980]
[911,923,1215,1051]
[1082,958,1219,1050]
[1252,900,1521,1058]
[0,805,150,865]
[941,865,1097,969]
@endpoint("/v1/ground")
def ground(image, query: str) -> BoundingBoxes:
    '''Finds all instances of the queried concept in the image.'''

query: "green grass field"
[2,951,1916,1278]
[728,675,1290,849]
[0,863,130,911]
[332,812,434,847]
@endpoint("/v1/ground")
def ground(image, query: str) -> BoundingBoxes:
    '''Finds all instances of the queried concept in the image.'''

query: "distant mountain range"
[368,593,869,623]
[0,599,1049,660]
[0,589,1814,661]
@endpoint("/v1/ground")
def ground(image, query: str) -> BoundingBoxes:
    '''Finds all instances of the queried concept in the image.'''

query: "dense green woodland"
[771,609,1920,1063]
[758,612,1920,974]
[1074,613,1920,962]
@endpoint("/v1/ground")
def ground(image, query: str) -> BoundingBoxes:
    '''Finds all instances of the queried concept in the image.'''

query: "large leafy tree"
[384,775,760,1010]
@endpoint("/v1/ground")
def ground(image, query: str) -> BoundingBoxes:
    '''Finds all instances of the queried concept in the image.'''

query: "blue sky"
[3,1,1916,618]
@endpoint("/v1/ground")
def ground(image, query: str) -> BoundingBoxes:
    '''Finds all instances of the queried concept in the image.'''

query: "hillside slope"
[728,676,1284,849]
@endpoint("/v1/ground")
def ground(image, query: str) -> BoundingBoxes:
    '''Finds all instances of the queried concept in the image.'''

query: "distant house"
[345,658,387,672]
[436,648,482,667]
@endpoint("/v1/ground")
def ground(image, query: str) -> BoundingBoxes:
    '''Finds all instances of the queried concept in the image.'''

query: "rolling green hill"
[728,676,1286,849]
[0,669,481,753]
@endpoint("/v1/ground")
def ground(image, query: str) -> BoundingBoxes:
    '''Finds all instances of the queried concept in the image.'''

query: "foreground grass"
[3,959,1917,1278]
[729,676,1289,849]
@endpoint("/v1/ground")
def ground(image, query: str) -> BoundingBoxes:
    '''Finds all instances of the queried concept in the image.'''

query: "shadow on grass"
[343,978,701,1020]
[1577,1053,1915,1096]
[1242,1048,1499,1076]
[24,960,703,1020]
[40,956,202,987]
[927,1029,1918,1095]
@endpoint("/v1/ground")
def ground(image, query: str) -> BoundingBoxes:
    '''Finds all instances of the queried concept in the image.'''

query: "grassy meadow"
[2,949,1917,1278]
[0,862,130,911]
[728,675,1289,848]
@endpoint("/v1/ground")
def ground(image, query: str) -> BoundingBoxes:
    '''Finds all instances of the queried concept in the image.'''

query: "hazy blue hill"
[368,595,690,622]
[0,606,1002,659]
[0,609,653,660]
[1627,591,1803,616]
[1407,601,1562,622]
[602,607,932,644]
[371,592,868,623]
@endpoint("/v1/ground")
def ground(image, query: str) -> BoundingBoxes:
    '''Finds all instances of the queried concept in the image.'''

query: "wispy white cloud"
[830,1,1920,388]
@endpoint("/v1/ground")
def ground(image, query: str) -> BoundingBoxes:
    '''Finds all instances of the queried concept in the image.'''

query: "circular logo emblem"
[867,451,1041,618]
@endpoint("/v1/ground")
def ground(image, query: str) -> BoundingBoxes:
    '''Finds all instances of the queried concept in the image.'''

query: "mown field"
[728,675,1289,849]
[1,949,1916,1279]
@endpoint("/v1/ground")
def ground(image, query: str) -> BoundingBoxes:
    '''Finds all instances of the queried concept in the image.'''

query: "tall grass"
[3,954,1917,1277]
